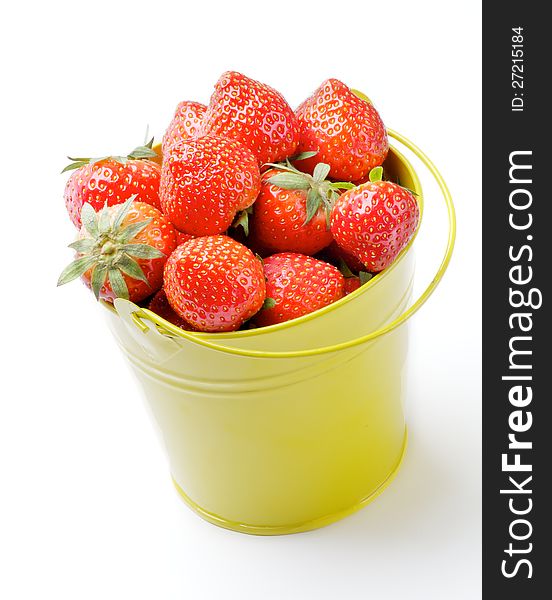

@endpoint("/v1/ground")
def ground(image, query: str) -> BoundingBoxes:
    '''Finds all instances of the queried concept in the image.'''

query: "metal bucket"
[103,130,456,535]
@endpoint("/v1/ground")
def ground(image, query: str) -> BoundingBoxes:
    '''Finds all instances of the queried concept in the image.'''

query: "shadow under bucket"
[103,130,456,535]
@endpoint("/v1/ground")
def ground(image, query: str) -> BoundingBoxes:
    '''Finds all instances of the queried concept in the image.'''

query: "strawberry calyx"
[290,150,319,162]
[359,271,373,285]
[366,166,419,198]
[338,258,355,278]
[57,195,165,300]
[264,159,355,227]
[262,297,276,310]
[337,257,373,284]
[61,137,158,174]
[232,205,254,236]
[368,166,384,182]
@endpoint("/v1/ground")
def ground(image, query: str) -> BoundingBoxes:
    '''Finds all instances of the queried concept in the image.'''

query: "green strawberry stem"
[290,150,318,161]
[338,258,355,278]
[262,297,276,310]
[359,271,374,284]
[232,205,254,236]
[57,195,165,300]
[369,167,419,197]
[61,137,158,174]
[265,159,356,227]
[338,258,373,284]
[368,166,383,182]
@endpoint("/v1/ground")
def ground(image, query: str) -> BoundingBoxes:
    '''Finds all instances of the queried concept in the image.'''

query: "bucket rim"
[113,129,456,358]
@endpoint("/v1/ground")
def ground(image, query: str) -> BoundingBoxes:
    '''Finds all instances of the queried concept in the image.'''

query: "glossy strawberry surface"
[254,253,344,327]
[201,71,300,165]
[160,135,260,236]
[294,78,388,181]
[249,169,333,255]
[80,201,176,302]
[163,235,266,332]
[330,181,419,272]
[148,289,195,330]
[343,277,361,295]
[174,230,195,246]
[162,101,207,155]
[65,159,161,228]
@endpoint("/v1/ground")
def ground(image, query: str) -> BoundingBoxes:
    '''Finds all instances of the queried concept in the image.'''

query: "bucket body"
[104,143,428,534]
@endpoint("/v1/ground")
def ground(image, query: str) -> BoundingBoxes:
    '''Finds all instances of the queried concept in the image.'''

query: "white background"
[1,1,481,598]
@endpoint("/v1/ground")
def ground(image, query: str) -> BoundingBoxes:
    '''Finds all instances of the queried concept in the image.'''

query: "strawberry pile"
[58,72,420,333]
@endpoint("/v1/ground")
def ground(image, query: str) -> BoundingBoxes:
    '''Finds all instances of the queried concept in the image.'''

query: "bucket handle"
[119,129,456,359]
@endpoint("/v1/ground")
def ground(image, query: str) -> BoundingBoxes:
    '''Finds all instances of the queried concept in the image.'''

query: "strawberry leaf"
[118,219,153,243]
[292,150,318,161]
[324,200,332,229]
[338,259,355,278]
[80,203,99,237]
[312,163,331,183]
[359,271,373,285]
[68,238,96,253]
[121,244,164,259]
[66,156,91,162]
[328,189,340,206]
[329,181,356,190]
[117,254,149,283]
[304,188,322,225]
[268,172,311,190]
[61,160,89,174]
[369,166,384,183]
[263,162,301,174]
[401,185,419,197]
[108,268,129,299]
[98,203,112,234]
[112,195,137,231]
[57,255,97,286]
[127,144,158,160]
[62,134,158,175]
[233,210,250,236]
[262,297,276,310]
[88,155,112,166]
[91,264,108,299]
[58,192,160,302]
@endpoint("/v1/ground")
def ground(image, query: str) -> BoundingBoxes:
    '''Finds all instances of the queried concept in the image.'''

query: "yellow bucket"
[104,130,456,535]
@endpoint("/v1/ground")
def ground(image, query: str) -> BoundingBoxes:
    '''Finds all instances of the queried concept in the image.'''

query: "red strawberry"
[342,271,373,296]
[160,135,261,236]
[294,78,388,181]
[330,167,420,273]
[201,71,300,165]
[325,240,366,273]
[58,197,177,303]
[63,141,161,228]
[163,235,266,332]
[148,289,195,330]
[248,161,351,255]
[162,101,207,155]
[343,277,361,295]
[254,253,344,327]
[174,230,195,246]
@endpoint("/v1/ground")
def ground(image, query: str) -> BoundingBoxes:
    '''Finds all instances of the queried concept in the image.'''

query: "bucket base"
[171,428,408,536]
